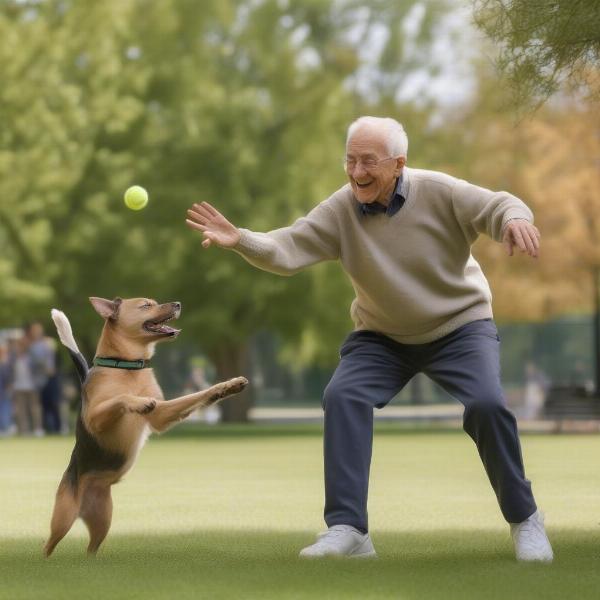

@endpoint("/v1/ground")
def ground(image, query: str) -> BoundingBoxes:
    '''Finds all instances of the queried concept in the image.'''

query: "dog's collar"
[93,357,150,370]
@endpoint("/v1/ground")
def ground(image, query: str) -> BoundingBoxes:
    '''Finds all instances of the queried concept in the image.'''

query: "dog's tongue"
[153,324,180,335]
[161,325,180,334]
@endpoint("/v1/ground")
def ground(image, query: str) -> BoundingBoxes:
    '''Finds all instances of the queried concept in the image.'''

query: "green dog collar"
[93,357,150,370]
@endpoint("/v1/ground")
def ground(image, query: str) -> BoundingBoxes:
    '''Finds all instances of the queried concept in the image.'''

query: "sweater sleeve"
[231,200,340,276]
[451,179,534,242]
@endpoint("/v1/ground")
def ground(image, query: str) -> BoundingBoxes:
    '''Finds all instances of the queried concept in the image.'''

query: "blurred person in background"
[41,337,63,433]
[11,335,44,436]
[25,321,56,433]
[183,358,220,425]
[522,362,549,420]
[0,342,14,436]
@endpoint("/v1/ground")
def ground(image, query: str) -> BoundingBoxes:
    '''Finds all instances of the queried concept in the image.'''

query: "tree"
[446,64,600,390]
[0,0,155,326]
[472,0,600,107]
[1,0,456,420]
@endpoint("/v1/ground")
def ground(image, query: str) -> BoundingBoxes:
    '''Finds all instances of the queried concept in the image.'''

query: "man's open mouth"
[355,180,373,188]
[143,312,181,337]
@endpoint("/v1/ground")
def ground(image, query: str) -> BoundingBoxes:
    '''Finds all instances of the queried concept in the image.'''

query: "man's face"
[345,127,405,205]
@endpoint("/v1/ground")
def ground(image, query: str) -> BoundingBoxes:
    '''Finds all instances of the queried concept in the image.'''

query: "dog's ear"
[89,297,121,321]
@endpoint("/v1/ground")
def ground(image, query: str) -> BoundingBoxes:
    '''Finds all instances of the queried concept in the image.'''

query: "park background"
[1,1,599,598]
[2,0,600,422]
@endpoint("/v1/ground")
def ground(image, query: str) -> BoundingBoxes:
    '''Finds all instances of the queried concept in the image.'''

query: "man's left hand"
[502,219,540,258]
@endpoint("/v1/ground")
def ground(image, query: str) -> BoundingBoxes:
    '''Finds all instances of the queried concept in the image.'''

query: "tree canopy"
[472,0,600,106]
[1,0,454,418]
[4,0,598,416]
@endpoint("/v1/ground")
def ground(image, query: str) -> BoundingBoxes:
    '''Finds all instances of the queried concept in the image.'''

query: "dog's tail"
[51,309,89,384]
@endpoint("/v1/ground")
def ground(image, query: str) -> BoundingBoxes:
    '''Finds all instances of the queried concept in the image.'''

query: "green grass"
[1,424,599,599]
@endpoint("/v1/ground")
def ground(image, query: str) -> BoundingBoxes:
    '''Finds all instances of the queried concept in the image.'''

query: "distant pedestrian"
[11,335,44,436]
[0,342,14,434]
[26,322,56,433]
[184,361,220,425]
[41,337,63,433]
[523,362,549,420]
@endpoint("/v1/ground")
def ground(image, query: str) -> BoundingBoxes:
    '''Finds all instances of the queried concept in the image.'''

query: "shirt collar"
[358,172,406,217]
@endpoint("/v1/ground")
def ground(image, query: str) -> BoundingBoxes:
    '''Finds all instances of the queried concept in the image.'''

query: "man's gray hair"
[346,116,408,158]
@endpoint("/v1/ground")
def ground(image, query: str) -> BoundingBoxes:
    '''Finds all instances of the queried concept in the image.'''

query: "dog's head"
[89,297,181,343]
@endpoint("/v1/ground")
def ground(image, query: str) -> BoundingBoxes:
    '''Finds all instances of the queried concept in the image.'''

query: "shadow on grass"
[2,528,598,599]
[159,422,464,441]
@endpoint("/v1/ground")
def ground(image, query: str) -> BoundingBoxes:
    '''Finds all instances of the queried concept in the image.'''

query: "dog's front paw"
[226,376,249,394]
[130,398,156,415]
[207,377,249,404]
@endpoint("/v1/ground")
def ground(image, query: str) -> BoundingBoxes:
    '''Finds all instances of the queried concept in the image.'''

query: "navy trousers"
[322,319,537,533]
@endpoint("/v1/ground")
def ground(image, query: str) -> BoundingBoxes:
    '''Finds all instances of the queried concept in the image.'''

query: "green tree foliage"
[1,0,453,419]
[472,0,600,106]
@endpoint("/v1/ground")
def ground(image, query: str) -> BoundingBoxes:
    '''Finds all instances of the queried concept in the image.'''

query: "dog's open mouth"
[143,312,181,337]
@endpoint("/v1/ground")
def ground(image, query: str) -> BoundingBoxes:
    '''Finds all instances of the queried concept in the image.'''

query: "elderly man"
[186,116,552,562]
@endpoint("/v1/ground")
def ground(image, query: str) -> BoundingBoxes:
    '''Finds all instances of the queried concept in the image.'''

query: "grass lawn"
[1,423,599,599]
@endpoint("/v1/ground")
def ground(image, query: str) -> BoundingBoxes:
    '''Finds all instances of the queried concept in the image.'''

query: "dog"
[44,296,248,557]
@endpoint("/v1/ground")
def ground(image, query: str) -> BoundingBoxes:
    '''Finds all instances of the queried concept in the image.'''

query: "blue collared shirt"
[358,174,406,217]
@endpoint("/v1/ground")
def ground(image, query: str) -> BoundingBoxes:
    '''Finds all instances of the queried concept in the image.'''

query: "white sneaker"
[299,525,377,558]
[510,510,553,562]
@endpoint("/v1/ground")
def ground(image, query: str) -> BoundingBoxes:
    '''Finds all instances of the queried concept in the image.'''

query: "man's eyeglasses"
[344,156,398,171]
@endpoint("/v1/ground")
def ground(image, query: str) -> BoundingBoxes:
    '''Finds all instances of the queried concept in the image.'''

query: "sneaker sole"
[298,533,377,559]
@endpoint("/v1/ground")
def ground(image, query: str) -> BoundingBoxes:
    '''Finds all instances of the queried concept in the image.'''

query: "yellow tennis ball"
[124,185,148,210]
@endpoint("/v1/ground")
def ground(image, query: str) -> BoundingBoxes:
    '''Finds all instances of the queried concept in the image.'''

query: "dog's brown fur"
[44,297,248,557]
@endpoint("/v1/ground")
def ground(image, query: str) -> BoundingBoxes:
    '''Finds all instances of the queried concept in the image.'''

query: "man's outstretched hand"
[502,219,540,258]
[186,202,241,249]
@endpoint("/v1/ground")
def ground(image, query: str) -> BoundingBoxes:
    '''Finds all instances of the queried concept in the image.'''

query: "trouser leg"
[423,320,537,523]
[323,331,416,533]
[0,396,11,430]
[13,391,29,434]
[42,380,61,433]
[29,391,43,432]
[46,396,61,433]
[41,386,52,432]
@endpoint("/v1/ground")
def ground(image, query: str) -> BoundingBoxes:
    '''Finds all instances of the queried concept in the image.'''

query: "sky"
[345,1,485,120]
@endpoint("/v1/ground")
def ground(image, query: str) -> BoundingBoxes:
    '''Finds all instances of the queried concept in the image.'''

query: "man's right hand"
[186,202,241,249]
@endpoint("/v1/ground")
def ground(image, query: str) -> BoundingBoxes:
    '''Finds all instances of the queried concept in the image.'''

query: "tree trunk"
[210,342,254,423]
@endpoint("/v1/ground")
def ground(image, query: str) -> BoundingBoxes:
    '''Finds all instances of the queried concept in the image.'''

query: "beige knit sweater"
[232,167,533,344]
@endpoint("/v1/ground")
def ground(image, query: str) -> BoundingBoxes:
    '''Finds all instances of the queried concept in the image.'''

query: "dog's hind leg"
[80,482,113,555]
[44,479,80,557]
[147,377,248,432]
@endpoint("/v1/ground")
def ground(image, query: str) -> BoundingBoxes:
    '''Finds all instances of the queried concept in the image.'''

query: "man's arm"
[186,200,340,275]
[451,180,540,258]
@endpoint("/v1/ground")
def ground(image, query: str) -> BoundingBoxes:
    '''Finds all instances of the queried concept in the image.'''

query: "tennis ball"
[124,185,148,210]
